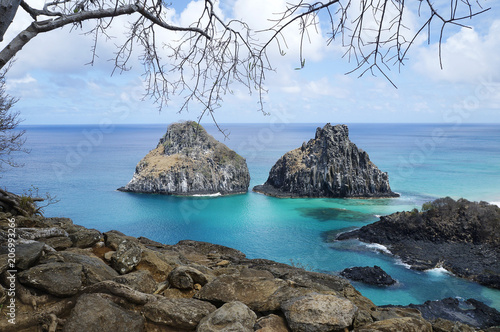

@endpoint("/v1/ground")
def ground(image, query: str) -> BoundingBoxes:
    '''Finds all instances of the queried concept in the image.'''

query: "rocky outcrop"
[281,293,358,331]
[1,198,499,331]
[386,298,500,330]
[337,197,500,289]
[253,123,398,198]
[340,266,396,286]
[119,121,250,195]
[197,301,257,332]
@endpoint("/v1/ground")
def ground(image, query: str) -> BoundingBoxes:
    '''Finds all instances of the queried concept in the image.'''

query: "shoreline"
[2,212,500,331]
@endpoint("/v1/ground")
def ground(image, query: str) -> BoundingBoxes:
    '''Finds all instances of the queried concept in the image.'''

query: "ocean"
[4,123,500,309]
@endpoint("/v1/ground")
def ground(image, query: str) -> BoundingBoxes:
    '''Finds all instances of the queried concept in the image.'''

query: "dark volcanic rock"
[110,237,143,274]
[281,293,358,331]
[142,297,216,329]
[340,266,396,286]
[69,228,101,248]
[18,262,83,296]
[253,123,398,198]
[15,241,45,270]
[387,297,500,330]
[197,301,257,332]
[337,197,500,288]
[118,121,250,195]
[63,293,144,332]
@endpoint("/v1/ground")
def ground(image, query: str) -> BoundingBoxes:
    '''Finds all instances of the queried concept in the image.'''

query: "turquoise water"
[4,123,500,309]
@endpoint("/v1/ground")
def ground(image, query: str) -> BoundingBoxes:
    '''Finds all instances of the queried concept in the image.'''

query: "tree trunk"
[0,0,21,42]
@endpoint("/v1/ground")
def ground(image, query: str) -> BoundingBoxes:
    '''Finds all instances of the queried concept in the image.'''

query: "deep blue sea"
[4,123,500,309]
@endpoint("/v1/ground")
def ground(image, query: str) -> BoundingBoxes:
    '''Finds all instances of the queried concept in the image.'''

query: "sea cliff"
[119,121,250,195]
[336,197,500,289]
[253,123,398,198]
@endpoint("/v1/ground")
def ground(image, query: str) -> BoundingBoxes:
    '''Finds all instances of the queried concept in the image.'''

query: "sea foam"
[192,193,222,197]
[363,243,392,255]
[425,267,452,276]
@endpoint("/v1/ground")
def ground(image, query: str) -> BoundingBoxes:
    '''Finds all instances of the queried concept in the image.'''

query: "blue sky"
[2,0,500,125]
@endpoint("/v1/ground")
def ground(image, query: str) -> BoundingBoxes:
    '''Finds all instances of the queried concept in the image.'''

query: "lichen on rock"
[253,123,399,198]
[118,121,250,195]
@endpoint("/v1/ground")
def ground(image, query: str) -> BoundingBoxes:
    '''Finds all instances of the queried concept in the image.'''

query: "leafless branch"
[258,0,490,85]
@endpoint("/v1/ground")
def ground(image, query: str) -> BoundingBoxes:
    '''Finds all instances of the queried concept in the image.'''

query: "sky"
[2,0,500,125]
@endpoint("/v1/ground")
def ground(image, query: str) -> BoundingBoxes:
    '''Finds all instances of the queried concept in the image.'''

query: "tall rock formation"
[253,123,398,198]
[118,121,250,195]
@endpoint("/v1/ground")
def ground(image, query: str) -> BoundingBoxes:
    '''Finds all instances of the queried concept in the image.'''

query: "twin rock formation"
[119,121,250,195]
[254,123,398,198]
[120,121,397,198]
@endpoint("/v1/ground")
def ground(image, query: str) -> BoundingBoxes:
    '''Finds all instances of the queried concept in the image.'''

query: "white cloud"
[232,0,329,64]
[8,74,36,85]
[415,20,500,83]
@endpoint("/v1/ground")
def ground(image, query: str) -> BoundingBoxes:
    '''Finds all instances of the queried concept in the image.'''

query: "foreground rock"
[119,121,250,195]
[253,123,398,198]
[197,301,257,332]
[281,293,358,331]
[1,200,499,331]
[386,297,500,330]
[64,293,144,332]
[337,197,500,289]
[340,266,396,286]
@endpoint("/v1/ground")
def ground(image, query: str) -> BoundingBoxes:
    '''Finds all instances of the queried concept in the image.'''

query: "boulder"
[431,318,477,332]
[69,228,101,248]
[355,317,432,332]
[63,293,144,332]
[174,239,246,263]
[340,266,396,286]
[16,227,68,240]
[111,239,143,274]
[135,248,176,282]
[39,236,73,250]
[253,123,398,198]
[142,297,216,329]
[168,266,209,290]
[197,301,257,332]
[112,270,157,294]
[254,314,290,332]
[370,307,423,322]
[195,274,287,311]
[16,241,45,270]
[18,262,83,296]
[40,251,118,285]
[118,121,250,195]
[281,293,358,332]
[401,297,500,330]
[104,230,138,250]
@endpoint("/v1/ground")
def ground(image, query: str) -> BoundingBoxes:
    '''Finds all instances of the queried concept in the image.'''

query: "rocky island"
[1,191,499,331]
[118,121,250,196]
[253,123,399,198]
[337,197,500,289]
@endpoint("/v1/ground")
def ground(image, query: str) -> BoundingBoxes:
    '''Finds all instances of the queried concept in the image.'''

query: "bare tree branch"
[258,0,490,85]
[0,0,491,126]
